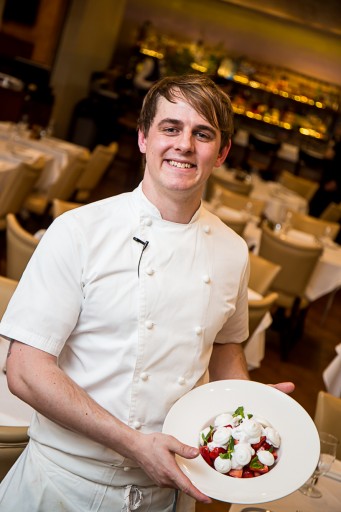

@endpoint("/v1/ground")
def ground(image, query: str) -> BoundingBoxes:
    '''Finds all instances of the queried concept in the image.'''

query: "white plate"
[162,380,320,504]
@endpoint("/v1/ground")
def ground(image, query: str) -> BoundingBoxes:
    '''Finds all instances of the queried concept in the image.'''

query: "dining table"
[249,173,308,224]
[229,458,341,512]
[211,167,308,225]
[0,124,88,193]
[243,223,341,304]
[323,343,341,398]
[246,288,273,370]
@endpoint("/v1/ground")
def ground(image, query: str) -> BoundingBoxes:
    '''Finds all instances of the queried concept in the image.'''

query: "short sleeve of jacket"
[214,248,250,344]
[0,215,85,356]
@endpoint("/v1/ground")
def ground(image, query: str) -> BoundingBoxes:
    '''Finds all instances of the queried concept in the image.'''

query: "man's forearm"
[6,340,142,458]
[208,342,250,382]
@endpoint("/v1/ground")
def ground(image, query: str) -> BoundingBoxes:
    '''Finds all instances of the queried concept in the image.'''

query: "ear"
[138,129,147,154]
[215,140,231,168]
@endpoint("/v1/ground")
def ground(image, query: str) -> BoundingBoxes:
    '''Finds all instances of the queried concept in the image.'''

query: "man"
[0,74,293,511]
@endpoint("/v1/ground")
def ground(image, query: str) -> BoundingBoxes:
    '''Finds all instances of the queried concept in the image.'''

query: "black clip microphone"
[133,237,149,277]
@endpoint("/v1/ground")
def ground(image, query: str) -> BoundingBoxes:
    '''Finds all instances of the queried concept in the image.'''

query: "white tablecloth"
[0,338,33,426]
[246,289,273,370]
[323,343,341,397]
[229,459,341,512]
[243,224,341,303]
[0,131,87,192]
[250,174,308,224]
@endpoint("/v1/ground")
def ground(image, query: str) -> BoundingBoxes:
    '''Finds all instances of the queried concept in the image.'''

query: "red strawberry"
[200,446,213,466]
[228,469,243,478]
[251,436,266,451]
[209,447,226,461]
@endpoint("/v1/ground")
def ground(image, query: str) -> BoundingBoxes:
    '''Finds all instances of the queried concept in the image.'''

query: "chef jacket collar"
[133,183,203,225]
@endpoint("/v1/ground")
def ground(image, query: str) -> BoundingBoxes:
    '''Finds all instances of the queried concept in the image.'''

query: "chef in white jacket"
[0,74,294,512]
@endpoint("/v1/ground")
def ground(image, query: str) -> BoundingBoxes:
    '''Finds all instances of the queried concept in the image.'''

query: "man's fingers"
[175,442,199,459]
[268,381,295,394]
[173,467,212,504]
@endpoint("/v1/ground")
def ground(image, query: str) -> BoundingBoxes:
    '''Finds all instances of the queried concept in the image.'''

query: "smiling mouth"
[167,160,195,169]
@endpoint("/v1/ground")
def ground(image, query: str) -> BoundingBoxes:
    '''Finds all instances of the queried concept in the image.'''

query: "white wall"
[51,0,127,138]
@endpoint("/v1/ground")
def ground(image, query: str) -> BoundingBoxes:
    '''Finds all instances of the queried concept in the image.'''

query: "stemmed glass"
[299,431,338,498]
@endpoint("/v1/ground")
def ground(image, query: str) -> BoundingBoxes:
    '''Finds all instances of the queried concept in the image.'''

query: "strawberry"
[251,436,266,451]
[228,469,243,478]
[199,446,213,466]
[209,447,226,461]
[242,468,254,478]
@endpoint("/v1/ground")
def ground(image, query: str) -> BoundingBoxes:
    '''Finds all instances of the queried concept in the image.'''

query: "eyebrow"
[157,118,217,136]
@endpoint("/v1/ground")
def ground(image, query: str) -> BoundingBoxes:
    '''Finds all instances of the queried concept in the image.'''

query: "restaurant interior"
[0,0,341,510]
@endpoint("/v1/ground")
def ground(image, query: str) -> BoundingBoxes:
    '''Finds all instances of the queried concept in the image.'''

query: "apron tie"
[124,484,143,511]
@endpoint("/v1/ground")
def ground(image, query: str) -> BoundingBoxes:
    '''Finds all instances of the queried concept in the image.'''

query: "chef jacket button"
[195,326,202,335]
[203,275,210,284]
[123,466,131,472]
[203,225,211,234]
[144,217,152,226]
[140,372,149,381]
[177,376,186,385]
[133,421,141,429]
[145,320,153,329]
[146,267,154,276]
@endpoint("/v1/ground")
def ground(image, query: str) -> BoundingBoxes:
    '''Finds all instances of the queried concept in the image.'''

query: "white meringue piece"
[264,426,281,448]
[212,427,232,446]
[199,427,212,446]
[214,455,232,474]
[231,442,254,469]
[214,413,236,427]
[257,449,275,466]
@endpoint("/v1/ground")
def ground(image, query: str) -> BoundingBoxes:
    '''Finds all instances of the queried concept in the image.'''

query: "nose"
[175,130,194,152]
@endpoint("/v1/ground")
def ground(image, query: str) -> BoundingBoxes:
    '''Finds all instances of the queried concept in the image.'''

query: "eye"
[162,127,179,135]
[195,131,213,141]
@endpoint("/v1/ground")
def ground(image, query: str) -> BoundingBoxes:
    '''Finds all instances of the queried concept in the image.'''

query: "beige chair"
[24,150,90,215]
[6,213,39,281]
[0,426,29,481]
[212,186,265,217]
[288,209,340,241]
[0,158,44,230]
[278,170,319,201]
[320,202,341,223]
[218,213,247,236]
[51,198,84,219]
[74,142,119,201]
[0,275,18,318]
[247,291,278,340]
[314,391,341,460]
[248,252,281,296]
[207,169,253,199]
[259,222,323,359]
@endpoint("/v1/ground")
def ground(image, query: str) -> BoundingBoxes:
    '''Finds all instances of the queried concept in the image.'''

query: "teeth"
[168,160,193,169]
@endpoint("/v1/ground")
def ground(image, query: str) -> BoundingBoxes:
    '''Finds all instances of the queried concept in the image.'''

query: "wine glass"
[319,225,333,247]
[299,431,338,498]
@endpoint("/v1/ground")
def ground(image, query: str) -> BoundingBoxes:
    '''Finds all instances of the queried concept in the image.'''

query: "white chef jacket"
[0,184,249,483]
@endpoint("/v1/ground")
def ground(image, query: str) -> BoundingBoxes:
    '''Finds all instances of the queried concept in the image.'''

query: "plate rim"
[162,379,320,504]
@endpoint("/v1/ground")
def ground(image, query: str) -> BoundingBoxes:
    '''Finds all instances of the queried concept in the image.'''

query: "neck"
[141,180,202,223]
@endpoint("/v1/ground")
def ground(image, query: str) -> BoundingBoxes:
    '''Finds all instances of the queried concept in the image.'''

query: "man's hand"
[133,432,212,504]
[269,382,295,394]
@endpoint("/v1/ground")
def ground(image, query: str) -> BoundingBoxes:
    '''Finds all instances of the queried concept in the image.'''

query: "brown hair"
[137,74,234,151]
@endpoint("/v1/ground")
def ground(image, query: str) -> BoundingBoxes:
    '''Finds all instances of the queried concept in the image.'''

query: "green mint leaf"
[233,406,245,418]
[250,456,264,470]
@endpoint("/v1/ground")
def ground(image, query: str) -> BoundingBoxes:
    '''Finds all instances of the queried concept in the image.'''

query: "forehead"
[154,94,213,127]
